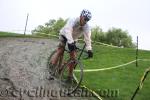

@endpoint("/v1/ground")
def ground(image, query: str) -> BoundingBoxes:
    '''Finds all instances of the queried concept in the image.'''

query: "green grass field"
[0,31,52,38]
[1,31,150,100]
[79,44,150,100]
[0,31,22,36]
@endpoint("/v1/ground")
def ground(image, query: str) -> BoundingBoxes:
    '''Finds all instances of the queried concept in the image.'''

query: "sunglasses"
[84,17,90,22]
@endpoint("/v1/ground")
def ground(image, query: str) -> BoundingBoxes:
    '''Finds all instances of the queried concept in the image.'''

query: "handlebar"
[64,43,90,60]
[64,47,87,53]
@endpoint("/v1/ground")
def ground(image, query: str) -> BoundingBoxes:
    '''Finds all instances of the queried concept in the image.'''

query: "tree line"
[32,18,136,48]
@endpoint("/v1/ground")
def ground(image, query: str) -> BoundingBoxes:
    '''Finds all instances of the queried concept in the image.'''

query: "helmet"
[80,9,92,21]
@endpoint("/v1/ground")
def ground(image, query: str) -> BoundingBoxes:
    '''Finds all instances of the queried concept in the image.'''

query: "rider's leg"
[67,42,77,81]
[68,50,77,78]
[48,36,66,80]
[50,36,66,65]
[50,46,64,65]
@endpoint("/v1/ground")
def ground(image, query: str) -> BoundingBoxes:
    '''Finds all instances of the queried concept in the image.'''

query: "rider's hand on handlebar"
[87,50,93,58]
[68,42,77,51]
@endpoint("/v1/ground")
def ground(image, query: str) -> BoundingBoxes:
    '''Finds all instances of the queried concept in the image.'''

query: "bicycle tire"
[59,59,83,95]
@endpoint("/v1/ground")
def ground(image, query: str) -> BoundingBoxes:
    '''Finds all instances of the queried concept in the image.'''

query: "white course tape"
[75,60,136,72]
[73,75,103,100]
[138,59,150,61]
[39,33,120,48]
[75,59,150,72]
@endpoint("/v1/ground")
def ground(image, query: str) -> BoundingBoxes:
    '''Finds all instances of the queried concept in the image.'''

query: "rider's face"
[80,16,87,26]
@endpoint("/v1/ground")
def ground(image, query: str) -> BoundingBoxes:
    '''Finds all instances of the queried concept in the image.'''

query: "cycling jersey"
[59,17,92,51]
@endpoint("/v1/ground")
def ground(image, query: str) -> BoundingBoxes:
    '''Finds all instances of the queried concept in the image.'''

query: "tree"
[52,18,67,35]
[91,26,106,43]
[32,18,66,36]
[105,27,134,48]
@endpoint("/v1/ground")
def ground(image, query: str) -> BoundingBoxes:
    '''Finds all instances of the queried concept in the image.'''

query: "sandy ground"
[0,37,96,100]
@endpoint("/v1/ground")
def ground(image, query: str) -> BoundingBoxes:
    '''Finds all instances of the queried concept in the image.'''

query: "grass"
[79,44,150,100]
[1,31,150,100]
[0,31,56,39]
[0,31,23,36]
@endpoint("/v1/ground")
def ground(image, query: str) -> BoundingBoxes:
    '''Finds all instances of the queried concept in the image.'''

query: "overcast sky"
[0,0,150,50]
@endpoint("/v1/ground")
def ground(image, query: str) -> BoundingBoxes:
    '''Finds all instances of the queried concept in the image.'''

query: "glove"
[87,50,93,58]
[68,42,77,52]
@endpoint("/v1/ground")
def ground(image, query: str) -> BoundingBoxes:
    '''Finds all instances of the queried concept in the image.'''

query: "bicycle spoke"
[59,60,83,95]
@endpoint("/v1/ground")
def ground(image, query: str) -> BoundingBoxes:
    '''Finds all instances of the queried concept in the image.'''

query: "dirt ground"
[0,37,96,100]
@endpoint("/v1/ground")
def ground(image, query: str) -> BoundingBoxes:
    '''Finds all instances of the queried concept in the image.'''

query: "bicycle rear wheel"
[59,59,83,95]
[47,50,63,78]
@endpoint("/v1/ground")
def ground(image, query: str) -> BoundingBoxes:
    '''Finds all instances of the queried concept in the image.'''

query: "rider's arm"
[83,25,92,51]
[59,18,75,44]
[83,28,93,58]
[60,18,77,51]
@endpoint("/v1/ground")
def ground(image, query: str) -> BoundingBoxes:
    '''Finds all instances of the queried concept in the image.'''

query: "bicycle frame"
[77,43,86,60]
[63,43,86,70]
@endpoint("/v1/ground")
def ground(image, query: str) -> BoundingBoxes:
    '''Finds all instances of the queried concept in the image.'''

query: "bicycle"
[47,43,88,95]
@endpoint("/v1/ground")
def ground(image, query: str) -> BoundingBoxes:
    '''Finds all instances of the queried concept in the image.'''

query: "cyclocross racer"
[50,9,93,82]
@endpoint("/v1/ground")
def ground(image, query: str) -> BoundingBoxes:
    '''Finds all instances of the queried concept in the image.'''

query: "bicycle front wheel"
[59,59,83,95]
